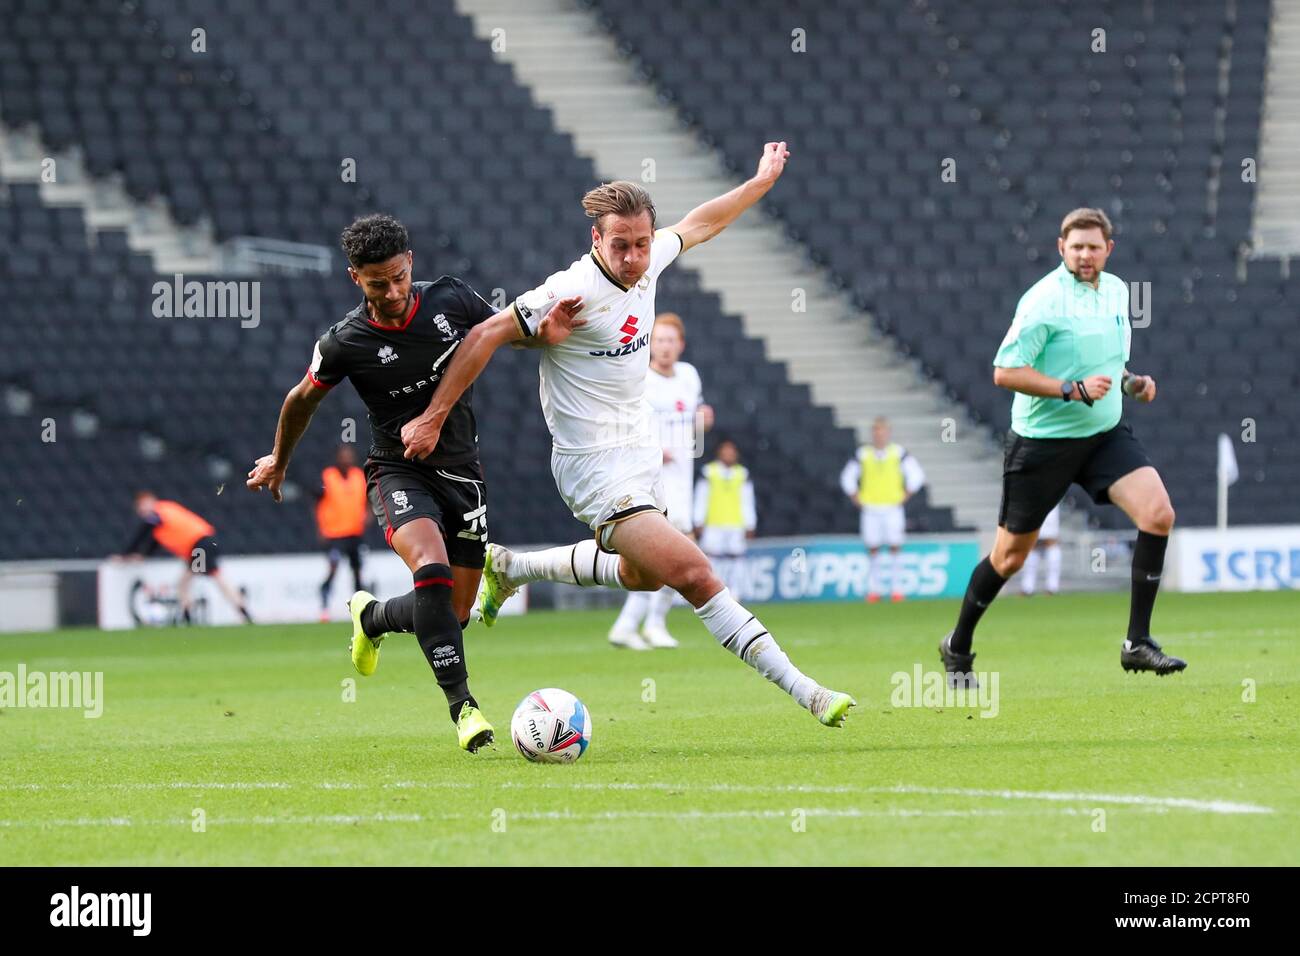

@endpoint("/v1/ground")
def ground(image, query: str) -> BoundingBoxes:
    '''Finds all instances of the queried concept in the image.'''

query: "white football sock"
[879,551,896,593]
[644,586,674,630]
[510,539,625,589]
[1045,544,1062,593]
[1021,548,1040,595]
[612,591,650,633]
[694,587,816,708]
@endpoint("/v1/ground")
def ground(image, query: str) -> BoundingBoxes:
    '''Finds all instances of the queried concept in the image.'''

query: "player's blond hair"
[1060,207,1113,241]
[582,180,657,232]
[654,311,685,342]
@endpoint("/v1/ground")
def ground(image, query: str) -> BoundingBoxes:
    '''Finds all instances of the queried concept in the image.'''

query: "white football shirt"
[512,229,684,453]
[644,359,703,492]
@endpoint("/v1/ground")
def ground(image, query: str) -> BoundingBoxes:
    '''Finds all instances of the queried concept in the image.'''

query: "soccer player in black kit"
[247,214,578,753]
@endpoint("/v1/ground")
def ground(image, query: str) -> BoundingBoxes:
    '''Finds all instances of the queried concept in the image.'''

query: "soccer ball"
[510,688,592,763]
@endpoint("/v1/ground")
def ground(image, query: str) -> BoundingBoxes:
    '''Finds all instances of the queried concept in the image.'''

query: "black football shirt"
[307,277,495,466]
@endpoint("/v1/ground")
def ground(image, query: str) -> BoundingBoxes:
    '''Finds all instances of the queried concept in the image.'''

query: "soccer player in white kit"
[1020,501,1063,596]
[399,142,855,728]
[608,312,712,650]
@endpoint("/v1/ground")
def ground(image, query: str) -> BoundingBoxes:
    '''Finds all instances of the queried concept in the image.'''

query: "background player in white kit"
[401,142,856,728]
[840,417,926,602]
[608,312,713,650]
[1020,500,1063,596]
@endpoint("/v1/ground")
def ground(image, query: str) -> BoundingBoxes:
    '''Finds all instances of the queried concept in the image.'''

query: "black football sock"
[320,560,339,609]
[412,564,474,721]
[361,591,415,636]
[1127,530,1169,643]
[950,557,1008,654]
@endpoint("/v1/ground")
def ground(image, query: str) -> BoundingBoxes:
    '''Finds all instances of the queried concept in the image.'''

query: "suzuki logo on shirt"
[590,331,650,358]
[589,314,650,357]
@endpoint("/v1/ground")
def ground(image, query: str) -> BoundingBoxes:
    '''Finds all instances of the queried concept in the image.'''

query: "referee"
[939,208,1185,687]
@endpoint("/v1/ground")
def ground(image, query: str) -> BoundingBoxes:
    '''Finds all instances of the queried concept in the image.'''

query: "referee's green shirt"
[993,262,1131,438]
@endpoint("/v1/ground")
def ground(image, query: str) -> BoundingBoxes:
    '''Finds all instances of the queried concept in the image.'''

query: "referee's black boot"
[1121,637,1186,676]
[939,632,979,690]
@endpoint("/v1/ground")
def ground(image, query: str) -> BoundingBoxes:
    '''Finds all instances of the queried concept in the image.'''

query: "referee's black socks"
[950,557,1009,654]
[1127,530,1168,643]
[412,563,476,721]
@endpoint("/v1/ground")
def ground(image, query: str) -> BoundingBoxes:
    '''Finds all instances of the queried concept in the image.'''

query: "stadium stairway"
[1254,0,1300,253]
[0,98,219,275]
[455,0,1006,532]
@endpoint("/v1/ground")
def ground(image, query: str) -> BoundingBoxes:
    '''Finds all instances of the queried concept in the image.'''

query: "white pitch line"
[0,782,290,792]
[1,779,1273,815]
[387,780,1275,814]
[876,785,1274,816]
[0,806,1117,828]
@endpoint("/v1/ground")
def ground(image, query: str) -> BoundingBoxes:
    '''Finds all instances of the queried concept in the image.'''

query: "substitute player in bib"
[939,208,1184,688]
[399,143,856,728]
[248,215,579,752]
[693,438,756,587]
[839,417,926,603]
[315,445,369,620]
[608,312,713,650]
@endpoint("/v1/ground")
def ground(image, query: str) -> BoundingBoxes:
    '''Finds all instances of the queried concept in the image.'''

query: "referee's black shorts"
[999,423,1153,534]
[365,452,488,568]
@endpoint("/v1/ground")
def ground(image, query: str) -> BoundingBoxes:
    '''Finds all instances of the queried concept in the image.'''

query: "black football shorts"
[999,423,1153,534]
[365,454,488,568]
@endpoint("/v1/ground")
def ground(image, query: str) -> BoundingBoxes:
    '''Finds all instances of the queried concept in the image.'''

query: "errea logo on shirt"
[377,345,398,364]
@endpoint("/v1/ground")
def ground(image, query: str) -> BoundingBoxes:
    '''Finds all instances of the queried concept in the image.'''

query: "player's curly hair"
[582,181,656,232]
[340,214,410,268]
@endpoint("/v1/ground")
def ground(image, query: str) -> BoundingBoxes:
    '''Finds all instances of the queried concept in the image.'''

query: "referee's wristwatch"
[1060,380,1075,402]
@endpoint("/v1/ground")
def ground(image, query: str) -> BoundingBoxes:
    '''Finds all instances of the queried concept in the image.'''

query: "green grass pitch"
[2,591,1296,865]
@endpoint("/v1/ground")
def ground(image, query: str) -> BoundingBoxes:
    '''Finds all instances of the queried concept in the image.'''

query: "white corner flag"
[1217,433,1239,484]
[1217,433,1238,530]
